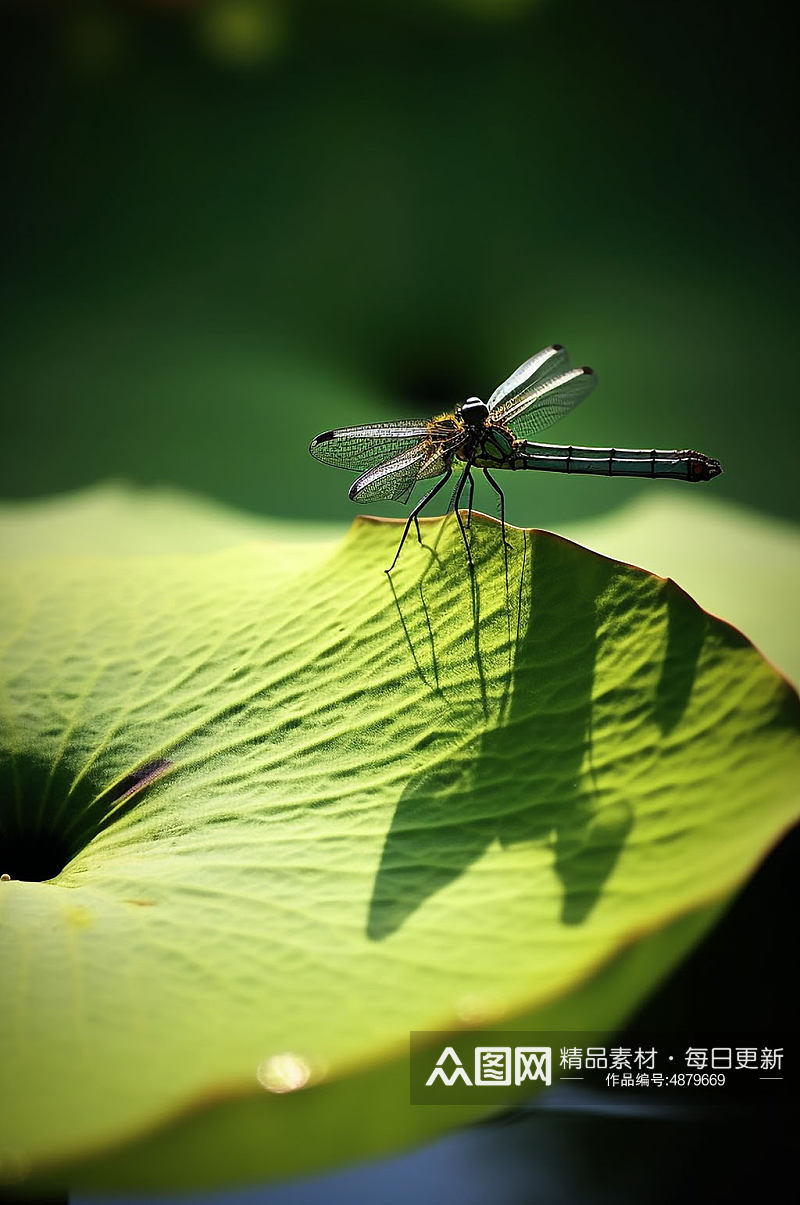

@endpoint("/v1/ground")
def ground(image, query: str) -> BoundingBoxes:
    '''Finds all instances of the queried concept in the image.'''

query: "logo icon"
[425,1046,472,1086]
[424,1045,552,1088]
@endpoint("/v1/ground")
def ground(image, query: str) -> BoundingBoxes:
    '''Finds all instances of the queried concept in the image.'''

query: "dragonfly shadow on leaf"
[368,533,637,940]
[386,512,519,718]
[654,581,708,735]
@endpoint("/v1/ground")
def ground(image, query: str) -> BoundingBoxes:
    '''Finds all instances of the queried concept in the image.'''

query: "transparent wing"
[414,439,463,485]
[348,433,466,504]
[496,367,598,437]
[487,345,570,413]
[348,442,434,504]
[309,420,430,472]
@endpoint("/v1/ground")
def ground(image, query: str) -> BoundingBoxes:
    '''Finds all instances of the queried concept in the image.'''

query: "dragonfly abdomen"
[515,443,722,482]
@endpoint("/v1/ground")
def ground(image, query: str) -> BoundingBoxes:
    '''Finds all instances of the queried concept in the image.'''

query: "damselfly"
[309,345,722,572]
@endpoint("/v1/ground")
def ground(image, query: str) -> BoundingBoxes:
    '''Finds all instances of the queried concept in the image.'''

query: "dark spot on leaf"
[93,757,173,835]
[103,759,173,808]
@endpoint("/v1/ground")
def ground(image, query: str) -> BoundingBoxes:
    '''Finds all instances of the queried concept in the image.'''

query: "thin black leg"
[465,470,475,528]
[482,468,510,547]
[386,468,452,574]
[451,460,475,571]
[483,466,511,601]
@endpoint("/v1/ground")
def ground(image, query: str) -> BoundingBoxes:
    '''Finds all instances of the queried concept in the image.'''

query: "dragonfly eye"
[459,397,489,426]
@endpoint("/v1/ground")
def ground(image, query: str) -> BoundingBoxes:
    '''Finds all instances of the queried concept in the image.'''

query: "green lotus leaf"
[0,487,797,1191]
[564,493,800,688]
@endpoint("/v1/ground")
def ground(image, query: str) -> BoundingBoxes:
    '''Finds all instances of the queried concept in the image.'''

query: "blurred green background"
[1,0,797,530]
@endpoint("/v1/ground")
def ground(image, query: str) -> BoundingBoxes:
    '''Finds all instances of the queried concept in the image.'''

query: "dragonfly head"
[458,397,489,427]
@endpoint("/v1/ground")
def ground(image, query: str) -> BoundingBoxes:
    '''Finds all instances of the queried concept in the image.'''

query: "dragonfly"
[309,344,722,573]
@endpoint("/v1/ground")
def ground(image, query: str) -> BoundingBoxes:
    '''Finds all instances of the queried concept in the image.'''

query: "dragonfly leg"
[482,468,511,548]
[465,470,476,528]
[451,461,475,572]
[386,468,452,574]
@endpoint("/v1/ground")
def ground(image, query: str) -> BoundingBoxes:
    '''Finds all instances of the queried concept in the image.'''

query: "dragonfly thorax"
[459,397,489,427]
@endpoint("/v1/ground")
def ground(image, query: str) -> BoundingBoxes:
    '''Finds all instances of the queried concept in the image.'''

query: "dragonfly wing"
[309,420,430,472]
[487,345,570,413]
[415,434,465,482]
[348,442,435,504]
[497,366,598,438]
[348,433,465,504]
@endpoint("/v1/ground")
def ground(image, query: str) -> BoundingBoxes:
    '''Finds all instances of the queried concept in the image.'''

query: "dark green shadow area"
[0,752,86,881]
[655,580,708,735]
[367,533,711,939]
[0,753,171,882]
